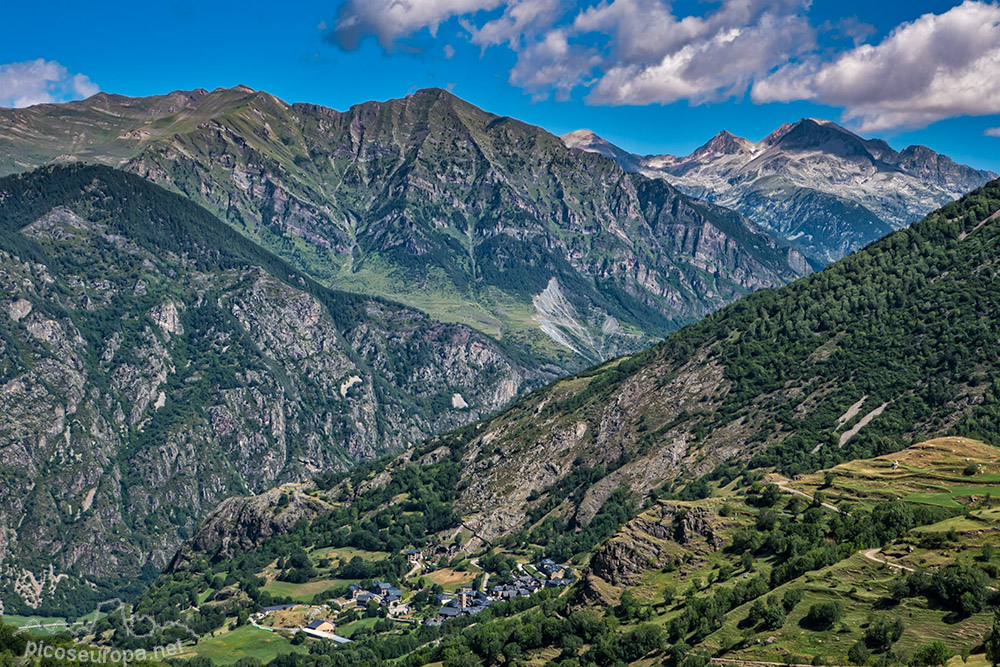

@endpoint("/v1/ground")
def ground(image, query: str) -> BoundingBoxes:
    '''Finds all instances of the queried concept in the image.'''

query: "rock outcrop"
[591,502,728,586]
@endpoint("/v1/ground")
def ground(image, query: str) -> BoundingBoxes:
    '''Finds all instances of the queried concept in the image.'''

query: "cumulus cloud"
[331,0,504,49]
[753,1,1000,131]
[330,0,813,103]
[0,59,98,108]
[986,127,1000,137]
[587,8,814,105]
[818,16,877,47]
[327,0,1000,130]
[467,0,565,50]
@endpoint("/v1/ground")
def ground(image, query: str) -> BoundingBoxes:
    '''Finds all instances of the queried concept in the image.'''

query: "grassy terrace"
[703,552,992,663]
[785,437,1000,510]
[177,625,308,665]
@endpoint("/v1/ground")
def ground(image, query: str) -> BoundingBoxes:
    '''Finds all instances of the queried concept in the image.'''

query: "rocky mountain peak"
[555,115,995,266]
[559,129,647,171]
[690,129,753,159]
[771,118,875,161]
[763,121,794,145]
[562,129,602,145]
[893,144,996,192]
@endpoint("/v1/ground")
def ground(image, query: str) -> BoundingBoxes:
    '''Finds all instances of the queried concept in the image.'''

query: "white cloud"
[0,59,99,108]
[467,0,564,49]
[753,1,1000,131]
[986,127,1000,137]
[328,0,1000,131]
[508,29,601,100]
[502,0,814,105]
[587,8,814,105]
[331,0,503,49]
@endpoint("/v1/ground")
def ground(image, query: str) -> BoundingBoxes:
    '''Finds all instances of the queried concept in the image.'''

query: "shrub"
[783,589,805,612]
[864,616,905,650]
[911,641,953,667]
[849,641,872,666]
[803,602,843,630]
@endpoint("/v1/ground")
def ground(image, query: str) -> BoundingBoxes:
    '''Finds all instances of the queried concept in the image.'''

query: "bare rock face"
[7,298,31,322]
[457,347,729,542]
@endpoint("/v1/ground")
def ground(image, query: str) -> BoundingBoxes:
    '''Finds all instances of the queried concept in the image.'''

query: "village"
[249,552,574,643]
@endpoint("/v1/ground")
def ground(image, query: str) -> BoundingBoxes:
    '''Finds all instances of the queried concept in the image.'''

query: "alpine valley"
[1,84,1000,667]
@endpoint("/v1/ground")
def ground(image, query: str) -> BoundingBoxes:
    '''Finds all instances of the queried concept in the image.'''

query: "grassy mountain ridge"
[0,86,810,365]
[0,163,547,615]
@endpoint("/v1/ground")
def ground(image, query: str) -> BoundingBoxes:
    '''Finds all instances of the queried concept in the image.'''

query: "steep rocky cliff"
[0,86,809,364]
[0,164,543,614]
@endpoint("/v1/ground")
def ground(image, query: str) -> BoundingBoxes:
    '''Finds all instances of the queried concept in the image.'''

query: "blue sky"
[1,0,999,171]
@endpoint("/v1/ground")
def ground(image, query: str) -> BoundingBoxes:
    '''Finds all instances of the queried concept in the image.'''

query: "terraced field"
[784,438,1000,510]
[702,552,993,663]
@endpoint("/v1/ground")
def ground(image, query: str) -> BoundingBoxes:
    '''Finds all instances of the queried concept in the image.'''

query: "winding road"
[861,548,915,572]
[773,481,840,512]
[774,480,918,572]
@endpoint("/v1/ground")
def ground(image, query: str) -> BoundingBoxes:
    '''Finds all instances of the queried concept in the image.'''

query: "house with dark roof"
[306,619,336,633]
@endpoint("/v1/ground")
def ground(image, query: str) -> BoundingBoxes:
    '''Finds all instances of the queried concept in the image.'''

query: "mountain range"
[0,86,808,365]
[563,119,996,264]
[2,85,999,639]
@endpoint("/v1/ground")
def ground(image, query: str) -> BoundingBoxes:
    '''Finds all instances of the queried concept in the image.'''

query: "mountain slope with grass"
[0,163,547,615]
[81,439,1000,667]
[0,86,810,365]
